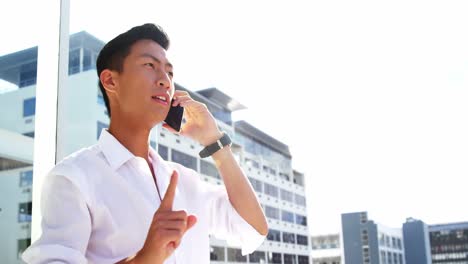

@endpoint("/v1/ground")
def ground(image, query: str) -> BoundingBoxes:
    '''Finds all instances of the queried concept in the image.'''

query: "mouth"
[151,95,169,106]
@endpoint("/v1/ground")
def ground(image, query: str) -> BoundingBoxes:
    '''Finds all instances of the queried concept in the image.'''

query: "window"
[248,177,263,192]
[283,254,296,264]
[296,234,309,246]
[245,158,259,169]
[19,170,33,187]
[267,229,281,242]
[171,149,197,171]
[381,250,387,264]
[18,202,32,222]
[279,172,290,181]
[387,251,392,264]
[282,232,296,244]
[97,94,105,105]
[280,189,293,202]
[269,168,277,175]
[23,98,36,117]
[298,255,310,264]
[282,210,295,223]
[264,183,279,198]
[82,48,96,71]
[295,194,306,206]
[69,49,81,75]
[23,132,35,138]
[227,248,246,262]
[200,160,220,179]
[17,238,31,259]
[157,144,168,160]
[210,246,225,261]
[265,206,280,220]
[19,61,37,87]
[248,251,266,263]
[268,252,282,264]
[97,121,108,139]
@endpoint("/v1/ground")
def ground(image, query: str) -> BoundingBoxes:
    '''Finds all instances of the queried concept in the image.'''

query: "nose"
[158,73,171,90]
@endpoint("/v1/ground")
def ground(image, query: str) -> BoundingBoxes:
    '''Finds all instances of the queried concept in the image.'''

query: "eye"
[168,71,174,78]
[144,62,155,68]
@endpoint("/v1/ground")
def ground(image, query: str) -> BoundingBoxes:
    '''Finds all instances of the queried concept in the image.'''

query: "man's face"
[111,39,174,126]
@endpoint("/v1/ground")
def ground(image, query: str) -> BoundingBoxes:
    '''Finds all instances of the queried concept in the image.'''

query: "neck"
[108,115,153,162]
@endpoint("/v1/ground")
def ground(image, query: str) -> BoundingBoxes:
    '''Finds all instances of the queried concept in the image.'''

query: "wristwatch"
[199,132,232,158]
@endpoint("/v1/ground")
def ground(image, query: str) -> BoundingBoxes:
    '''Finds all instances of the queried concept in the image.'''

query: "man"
[22,23,268,263]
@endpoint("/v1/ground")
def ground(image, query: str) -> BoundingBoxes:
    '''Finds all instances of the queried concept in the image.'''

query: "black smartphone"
[164,101,184,132]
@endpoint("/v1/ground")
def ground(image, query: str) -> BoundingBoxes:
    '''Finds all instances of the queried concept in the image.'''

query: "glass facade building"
[429,222,468,264]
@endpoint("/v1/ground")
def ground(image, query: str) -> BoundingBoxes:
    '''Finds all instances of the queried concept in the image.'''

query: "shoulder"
[46,144,102,201]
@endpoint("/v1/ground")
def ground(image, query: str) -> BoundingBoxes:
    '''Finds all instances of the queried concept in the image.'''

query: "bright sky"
[3,0,468,235]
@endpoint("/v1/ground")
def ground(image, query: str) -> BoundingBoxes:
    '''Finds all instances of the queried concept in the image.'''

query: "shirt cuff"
[226,204,266,256]
[22,244,88,264]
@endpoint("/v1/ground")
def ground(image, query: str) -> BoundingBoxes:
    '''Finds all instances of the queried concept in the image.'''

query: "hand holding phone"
[163,100,184,132]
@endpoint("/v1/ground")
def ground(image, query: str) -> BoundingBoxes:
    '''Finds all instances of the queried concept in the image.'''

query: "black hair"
[96,23,170,117]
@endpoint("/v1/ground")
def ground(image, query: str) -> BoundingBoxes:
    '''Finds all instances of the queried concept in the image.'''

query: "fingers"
[156,219,187,231]
[154,213,198,250]
[162,123,178,134]
[159,170,178,211]
[172,94,193,107]
[186,215,197,231]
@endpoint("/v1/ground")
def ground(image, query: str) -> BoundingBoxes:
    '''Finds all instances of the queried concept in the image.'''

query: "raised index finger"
[159,170,178,211]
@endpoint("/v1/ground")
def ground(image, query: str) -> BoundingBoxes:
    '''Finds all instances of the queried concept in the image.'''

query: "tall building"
[341,211,405,264]
[429,222,468,264]
[402,217,432,264]
[311,234,342,264]
[0,31,311,263]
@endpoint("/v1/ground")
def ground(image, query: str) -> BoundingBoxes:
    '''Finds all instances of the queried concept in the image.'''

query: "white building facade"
[0,32,310,264]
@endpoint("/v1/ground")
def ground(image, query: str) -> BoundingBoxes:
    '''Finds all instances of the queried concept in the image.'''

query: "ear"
[100,69,118,95]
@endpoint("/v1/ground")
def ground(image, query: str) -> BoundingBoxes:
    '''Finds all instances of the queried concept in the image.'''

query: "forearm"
[212,147,268,235]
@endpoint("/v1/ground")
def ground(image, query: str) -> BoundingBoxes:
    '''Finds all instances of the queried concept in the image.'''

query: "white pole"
[31,0,70,242]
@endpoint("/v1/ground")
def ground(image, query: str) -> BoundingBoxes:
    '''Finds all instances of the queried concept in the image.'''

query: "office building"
[429,222,468,264]
[0,31,310,263]
[341,211,405,264]
[402,217,432,264]
[311,234,342,264]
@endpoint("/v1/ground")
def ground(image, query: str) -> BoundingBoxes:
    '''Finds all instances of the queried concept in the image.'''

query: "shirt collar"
[98,129,136,170]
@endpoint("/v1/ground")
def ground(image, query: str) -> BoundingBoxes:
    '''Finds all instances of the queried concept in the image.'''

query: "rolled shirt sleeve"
[205,183,266,255]
[22,173,91,264]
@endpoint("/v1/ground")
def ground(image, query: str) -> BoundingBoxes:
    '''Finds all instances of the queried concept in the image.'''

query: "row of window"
[250,178,306,207]
[69,48,97,75]
[18,202,32,223]
[380,250,404,264]
[246,158,293,182]
[18,48,98,90]
[235,133,292,171]
[267,229,309,246]
[432,243,468,253]
[210,246,310,264]
[19,171,33,187]
[432,252,468,261]
[379,233,402,250]
[264,205,307,226]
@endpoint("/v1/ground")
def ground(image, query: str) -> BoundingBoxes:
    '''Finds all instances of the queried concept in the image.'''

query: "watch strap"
[199,132,232,158]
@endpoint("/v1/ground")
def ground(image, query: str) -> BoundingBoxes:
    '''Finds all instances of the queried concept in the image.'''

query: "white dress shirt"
[22,129,265,263]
